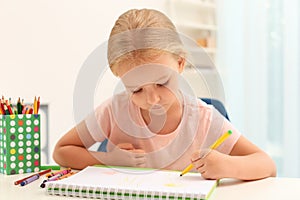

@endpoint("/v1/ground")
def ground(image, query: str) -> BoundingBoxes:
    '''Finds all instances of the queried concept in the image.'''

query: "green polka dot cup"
[0,114,40,175]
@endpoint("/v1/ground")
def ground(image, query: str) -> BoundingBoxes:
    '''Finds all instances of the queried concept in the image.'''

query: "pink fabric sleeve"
[199,100,241,155]
[217,118,241,154]
[210,107,241,154]
[85,99,112,142]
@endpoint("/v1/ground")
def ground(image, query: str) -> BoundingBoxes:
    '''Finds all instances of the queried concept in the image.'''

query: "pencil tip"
[180,174,182,176]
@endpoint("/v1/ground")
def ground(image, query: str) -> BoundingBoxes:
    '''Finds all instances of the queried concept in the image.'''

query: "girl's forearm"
[53,146,105,170]
[228,152,276,180]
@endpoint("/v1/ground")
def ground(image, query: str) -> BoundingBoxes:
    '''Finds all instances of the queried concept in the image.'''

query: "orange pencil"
[0,101,3,114]
[0,100,5,114]
[26,106,30,114]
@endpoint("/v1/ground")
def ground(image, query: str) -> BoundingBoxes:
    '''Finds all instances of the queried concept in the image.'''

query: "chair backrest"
[97,98,229,152]
[200,98,229,120]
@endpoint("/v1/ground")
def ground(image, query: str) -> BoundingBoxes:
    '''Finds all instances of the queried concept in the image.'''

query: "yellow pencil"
[33,96,37,114]
[180,130,232,176]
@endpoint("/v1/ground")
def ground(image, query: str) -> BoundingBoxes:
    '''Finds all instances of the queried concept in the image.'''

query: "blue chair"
[200,98,229,121]
[97,98,229,152]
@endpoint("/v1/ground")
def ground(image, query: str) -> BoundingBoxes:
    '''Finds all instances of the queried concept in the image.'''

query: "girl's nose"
[145,85,160,105]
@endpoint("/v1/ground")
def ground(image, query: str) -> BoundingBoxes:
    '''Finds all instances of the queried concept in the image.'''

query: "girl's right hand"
[191,149,230,180]
[103,143,146,167]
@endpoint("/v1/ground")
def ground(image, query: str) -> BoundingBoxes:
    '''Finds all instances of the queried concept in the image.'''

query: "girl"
[53,8,276,180]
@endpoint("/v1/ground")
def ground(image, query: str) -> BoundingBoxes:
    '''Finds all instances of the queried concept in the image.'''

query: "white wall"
[0,0,168,163]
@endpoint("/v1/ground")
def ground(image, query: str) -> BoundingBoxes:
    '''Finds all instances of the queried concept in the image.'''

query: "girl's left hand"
[191,149,231,180]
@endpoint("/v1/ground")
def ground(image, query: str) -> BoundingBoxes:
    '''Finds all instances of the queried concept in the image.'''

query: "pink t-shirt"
[85,92,241,171]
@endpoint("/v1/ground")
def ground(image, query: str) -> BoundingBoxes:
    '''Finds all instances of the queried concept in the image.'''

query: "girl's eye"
[158,80,169,87]
[133,88,142,93]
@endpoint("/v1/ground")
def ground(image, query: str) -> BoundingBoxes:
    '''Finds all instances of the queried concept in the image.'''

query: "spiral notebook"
[46,165,217,200]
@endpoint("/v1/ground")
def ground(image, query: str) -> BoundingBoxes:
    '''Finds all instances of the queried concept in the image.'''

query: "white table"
[211,177,300,200]
[1,172,300,200]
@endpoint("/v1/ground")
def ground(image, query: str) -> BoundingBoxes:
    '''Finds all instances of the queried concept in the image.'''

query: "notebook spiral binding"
[47,182,203,200]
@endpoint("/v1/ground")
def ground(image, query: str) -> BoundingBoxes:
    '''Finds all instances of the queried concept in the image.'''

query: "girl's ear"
[177,57,186,73]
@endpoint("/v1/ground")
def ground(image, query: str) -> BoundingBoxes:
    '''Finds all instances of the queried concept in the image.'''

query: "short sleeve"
[85,99,112,142]
[202,106,241,154]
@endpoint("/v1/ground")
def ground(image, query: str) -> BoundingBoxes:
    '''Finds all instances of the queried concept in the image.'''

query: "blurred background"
[0,0,299,177]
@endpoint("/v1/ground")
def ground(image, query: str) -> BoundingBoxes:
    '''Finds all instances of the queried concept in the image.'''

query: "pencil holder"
[0,114,41,175]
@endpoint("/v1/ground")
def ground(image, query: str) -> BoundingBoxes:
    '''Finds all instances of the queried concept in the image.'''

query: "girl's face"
[119,53,185,114]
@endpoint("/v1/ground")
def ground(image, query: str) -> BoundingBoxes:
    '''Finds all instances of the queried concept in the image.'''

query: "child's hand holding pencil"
[191,148,231,180]
[180,130,232,179]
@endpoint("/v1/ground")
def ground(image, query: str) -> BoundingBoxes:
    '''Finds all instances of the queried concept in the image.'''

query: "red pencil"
[5,100,13,115]
[0,100,5,114]
[14,169,52,185]
[37,96,40,114]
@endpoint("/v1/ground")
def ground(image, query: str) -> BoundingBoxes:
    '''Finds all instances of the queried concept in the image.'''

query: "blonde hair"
[107,9,186,76]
